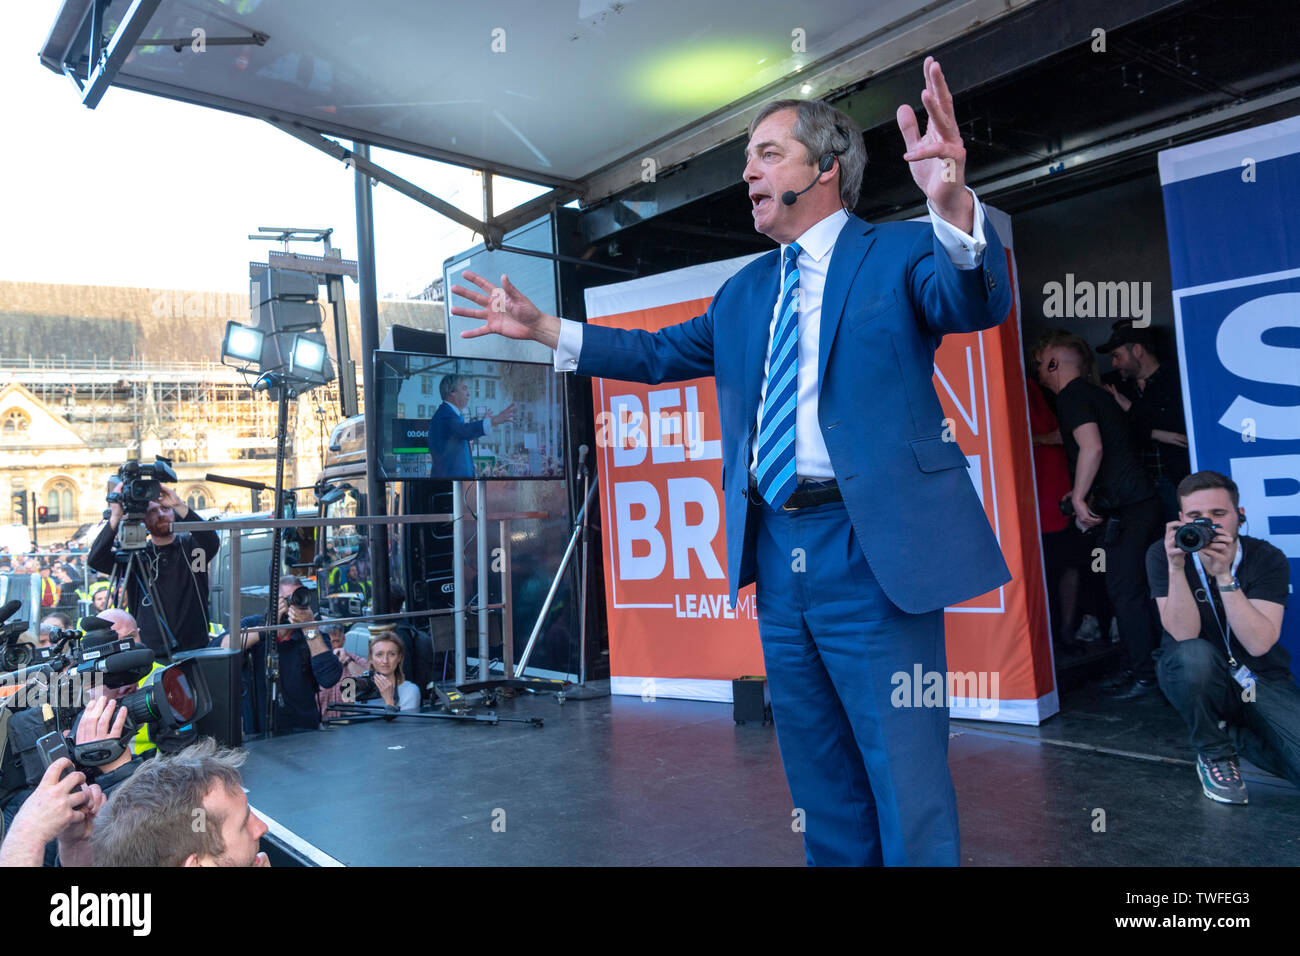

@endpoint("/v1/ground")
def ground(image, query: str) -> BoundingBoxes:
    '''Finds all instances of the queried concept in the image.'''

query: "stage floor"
[240,680,1300,867]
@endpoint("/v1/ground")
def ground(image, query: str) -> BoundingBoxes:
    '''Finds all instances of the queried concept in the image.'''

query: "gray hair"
[748,99,866,210]
[439,374,464,401]
[91,738,248,867]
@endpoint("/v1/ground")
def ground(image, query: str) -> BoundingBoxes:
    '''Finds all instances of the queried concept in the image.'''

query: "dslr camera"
[1175,517,1220,553]
[107,456,179,550]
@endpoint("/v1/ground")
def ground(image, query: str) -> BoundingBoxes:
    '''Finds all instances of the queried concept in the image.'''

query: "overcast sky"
[0,2,547,300]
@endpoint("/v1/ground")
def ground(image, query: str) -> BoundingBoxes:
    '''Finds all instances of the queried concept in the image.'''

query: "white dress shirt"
[553,188,988,479]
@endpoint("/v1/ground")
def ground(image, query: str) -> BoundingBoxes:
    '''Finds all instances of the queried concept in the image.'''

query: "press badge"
[1231,663,1257,691]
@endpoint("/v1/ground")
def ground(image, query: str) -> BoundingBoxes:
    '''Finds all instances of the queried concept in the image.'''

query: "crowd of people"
[0,480,435,868]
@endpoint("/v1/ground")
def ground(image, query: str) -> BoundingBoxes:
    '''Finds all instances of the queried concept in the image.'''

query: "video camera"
[1,614,212,792]
[107,456,178,550]
[0,600,35,672]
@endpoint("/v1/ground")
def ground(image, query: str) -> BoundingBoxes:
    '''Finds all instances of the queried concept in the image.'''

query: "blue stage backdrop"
[1159,116,1300,676]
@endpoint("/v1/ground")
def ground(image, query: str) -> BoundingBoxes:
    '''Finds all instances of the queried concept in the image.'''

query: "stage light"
[291,335,327,373]
[222,321,264,365]
[287,331,335,388]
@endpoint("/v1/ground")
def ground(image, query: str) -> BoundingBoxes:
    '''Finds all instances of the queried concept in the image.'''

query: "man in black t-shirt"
[1147,471,1296,805]
[1034,331,1162,699]
[87,483,220,658]
[1097,320,1190,522]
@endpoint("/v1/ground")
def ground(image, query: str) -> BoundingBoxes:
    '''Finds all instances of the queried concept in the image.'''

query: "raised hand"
[450,272,561,348]
[895,57,973,232]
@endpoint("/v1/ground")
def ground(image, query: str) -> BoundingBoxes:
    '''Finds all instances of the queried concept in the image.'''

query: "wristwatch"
[1217,578,1241,592]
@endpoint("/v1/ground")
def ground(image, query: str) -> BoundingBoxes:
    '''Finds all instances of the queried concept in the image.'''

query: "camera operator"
[1148,471,1296,805]
[214,576,343,733]
[1034,331,1163,700]
[87,482,220,658]
[89,738,270,867]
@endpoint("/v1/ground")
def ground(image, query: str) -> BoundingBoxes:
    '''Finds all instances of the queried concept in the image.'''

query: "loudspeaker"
[386,325,447,355]
[176,647,243,748]
[732,676,771,725]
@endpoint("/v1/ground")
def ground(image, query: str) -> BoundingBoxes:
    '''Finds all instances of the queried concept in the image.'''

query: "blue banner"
[1160,116,1300,676]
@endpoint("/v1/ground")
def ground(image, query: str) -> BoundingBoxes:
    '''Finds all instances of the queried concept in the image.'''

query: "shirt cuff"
[553,318,582,372]
[928,186,986,270]
[481,416,492,436]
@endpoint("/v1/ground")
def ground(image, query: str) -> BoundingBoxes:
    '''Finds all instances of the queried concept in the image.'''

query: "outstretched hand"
[896,56,973,232]
[450,272,561,349]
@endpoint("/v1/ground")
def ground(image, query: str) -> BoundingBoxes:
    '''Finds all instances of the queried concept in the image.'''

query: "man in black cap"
[1098,320,1190,523]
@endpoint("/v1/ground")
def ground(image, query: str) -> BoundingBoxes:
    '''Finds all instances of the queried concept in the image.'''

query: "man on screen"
[426,374,516,479]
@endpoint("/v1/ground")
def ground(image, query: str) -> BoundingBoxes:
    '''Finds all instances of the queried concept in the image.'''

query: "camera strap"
[1193,541,1244,665]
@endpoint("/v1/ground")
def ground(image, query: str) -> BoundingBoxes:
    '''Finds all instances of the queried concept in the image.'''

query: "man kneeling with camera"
[1147,470,1296,804]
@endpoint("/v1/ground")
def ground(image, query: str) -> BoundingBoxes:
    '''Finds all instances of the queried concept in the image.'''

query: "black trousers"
[1155,637,1300,787]
[1097,497,1163,681]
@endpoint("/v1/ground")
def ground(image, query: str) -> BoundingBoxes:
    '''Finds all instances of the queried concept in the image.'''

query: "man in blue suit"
[452,58,1012,865]
[427,374,515,479]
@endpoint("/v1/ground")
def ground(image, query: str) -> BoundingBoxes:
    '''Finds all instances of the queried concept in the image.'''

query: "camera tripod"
[108,533,180,665]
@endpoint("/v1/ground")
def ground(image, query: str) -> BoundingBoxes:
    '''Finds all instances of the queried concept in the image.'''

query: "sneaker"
[1196,753,1248,805]
[1076,615,1101,643]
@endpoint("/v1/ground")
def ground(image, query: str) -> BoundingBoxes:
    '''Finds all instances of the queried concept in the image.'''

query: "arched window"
[185,486,212,512]
[2,409,31,438]
[43,479,78,522]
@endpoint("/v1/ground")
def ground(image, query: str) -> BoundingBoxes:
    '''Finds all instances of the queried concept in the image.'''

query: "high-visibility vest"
[40,578,60,607]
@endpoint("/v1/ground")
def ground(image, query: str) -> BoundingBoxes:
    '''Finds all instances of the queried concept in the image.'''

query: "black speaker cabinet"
[175,647,243,748]
[732,676,771,725]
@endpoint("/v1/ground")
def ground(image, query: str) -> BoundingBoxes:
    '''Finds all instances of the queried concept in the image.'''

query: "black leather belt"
[748,475,842,511]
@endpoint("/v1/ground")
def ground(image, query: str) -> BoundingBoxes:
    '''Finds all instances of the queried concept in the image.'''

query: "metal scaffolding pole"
[353,142,390,617]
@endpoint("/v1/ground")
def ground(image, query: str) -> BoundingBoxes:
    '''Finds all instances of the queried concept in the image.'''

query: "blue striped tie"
[754,242,802,507]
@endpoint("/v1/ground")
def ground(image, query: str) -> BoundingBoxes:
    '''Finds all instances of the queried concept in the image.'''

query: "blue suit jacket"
[577,215,1014,614]
[427,402,485,479]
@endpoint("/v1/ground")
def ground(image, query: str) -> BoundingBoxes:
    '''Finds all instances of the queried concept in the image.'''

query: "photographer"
[215,576,343,733]
[87,480,220,658]
[1148,471,1296,805]
[1034,331,1163,700]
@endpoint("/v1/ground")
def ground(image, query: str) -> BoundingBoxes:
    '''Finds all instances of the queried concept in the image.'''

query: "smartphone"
[36,731,72,774]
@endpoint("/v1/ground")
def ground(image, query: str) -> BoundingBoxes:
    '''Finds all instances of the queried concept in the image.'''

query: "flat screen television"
[374,350,566,481]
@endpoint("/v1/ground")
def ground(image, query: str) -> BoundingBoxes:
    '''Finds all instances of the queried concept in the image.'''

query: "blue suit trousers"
[754,496,960,866]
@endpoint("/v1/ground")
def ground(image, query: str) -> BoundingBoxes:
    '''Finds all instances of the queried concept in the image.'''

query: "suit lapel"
[742,251,781,453]
[818,216,877,385]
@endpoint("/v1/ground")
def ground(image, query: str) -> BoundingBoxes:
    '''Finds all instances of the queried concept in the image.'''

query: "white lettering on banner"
[608,388,722,464]
[673,591,757,620]
[648,388,685,464]
[1215,294,1300,441]
[613,481,665,579]
[667,477,724,578]
[1231,455,1300,559]
[611,395,646,467]
[684,387,722,460]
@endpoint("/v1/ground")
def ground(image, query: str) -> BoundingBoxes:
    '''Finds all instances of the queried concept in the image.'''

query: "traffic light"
[37,505,56,524]
[10,491,26,526]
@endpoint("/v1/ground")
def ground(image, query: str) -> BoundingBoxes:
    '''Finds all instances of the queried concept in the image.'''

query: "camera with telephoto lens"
[107,456,179,550]
[1,617,213,793]
[1175,517,1220,553]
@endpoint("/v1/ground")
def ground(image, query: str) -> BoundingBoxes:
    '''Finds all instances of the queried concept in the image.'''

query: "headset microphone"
[781,153,838,206]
